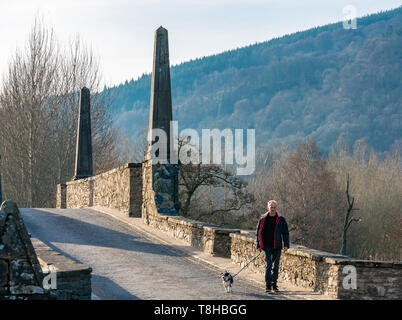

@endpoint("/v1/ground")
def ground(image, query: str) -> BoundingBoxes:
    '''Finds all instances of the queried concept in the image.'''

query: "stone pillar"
[56,183,67,209]
[149,26,173,160]
[74,87,93,180]
[145,26,179,217]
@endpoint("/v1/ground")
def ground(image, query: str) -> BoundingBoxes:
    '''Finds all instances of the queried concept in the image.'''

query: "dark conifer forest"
[106,7,402,154]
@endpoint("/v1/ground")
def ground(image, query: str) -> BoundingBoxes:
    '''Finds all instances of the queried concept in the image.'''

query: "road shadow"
[233,291,276,300]
[28,236,141,300]
[91,274,141,300]
[277,290,325,296]
[21,208,183,257]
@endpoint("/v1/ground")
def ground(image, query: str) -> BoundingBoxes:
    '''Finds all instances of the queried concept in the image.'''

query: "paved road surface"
[21,208,277,300]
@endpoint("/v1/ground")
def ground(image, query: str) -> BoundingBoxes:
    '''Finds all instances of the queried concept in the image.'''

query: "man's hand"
[283,247,288,252]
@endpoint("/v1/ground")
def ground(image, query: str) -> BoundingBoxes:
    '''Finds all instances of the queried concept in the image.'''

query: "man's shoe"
[272,285,279,293]
[265,286,272,293]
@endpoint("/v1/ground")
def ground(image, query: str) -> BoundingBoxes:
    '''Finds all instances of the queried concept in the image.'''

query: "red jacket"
[256,212,290,250]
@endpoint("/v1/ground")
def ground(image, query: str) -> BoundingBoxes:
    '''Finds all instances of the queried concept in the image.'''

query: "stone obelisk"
[74,87,93,180]
[148,26,173,160]
[145,26,179,216]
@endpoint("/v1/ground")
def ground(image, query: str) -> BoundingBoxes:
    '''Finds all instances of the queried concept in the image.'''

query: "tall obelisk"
[74,87,93,180]
[148,26,173,161]
[145,26,179,216]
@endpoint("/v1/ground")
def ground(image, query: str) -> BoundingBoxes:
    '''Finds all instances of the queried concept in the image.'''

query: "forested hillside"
[106,7,402,154]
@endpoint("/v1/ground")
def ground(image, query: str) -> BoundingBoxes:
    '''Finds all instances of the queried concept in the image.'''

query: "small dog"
[221,271,234,293]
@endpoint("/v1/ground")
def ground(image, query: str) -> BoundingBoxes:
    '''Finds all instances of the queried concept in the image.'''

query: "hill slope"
[106,7,402,154]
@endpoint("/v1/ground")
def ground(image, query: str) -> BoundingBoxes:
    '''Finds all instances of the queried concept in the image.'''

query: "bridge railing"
[230,232,401,299]
[57,163,142,217]
[56,161,402,300]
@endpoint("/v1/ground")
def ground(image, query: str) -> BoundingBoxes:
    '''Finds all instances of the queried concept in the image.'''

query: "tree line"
[0,18,120,208]
[106,6,402,155]
[184,138,401,261]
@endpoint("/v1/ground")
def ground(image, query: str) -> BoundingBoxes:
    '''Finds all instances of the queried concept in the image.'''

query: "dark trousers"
[263,248,281,288]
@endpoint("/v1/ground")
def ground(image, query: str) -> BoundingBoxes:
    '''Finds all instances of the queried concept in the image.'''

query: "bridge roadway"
[21,208,329,300]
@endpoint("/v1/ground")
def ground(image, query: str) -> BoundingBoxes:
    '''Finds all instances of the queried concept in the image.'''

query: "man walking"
[256,200,289,293]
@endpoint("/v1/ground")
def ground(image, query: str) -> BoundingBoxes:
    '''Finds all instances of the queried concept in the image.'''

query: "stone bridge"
[1,27,401,300]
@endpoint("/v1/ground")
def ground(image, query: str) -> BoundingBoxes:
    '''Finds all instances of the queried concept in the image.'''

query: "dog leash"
[232,251,262,279]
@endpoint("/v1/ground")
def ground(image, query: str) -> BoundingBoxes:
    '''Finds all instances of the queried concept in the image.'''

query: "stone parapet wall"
[142,158,240,257]
[56,163,142,217]
[55,161,402,300]
[142,159,158,223]
[230,232,402,299]
[144,210,240,257]
[31,238,92,300]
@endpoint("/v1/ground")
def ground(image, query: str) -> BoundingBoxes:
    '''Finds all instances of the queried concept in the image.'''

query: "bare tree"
[116,126,148,165]
[0,19,60,207]
[249,140,344,253]
[0,17,118,207]
[340,174,361,255]
[179,163,253,218]
[274,140,343,249]
[177,137,254,226]
[328,138,402,260]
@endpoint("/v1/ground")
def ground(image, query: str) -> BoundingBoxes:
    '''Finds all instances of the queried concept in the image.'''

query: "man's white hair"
[267,200,278,209]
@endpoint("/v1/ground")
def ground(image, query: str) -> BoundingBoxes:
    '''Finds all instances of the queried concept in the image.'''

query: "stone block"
[32,238,92,300]
[9,285,44,295]
[9,259,40,286]
[0,201,44,299]
[0,287,8,295]
[1,217,27,259]
[0,259,8,286]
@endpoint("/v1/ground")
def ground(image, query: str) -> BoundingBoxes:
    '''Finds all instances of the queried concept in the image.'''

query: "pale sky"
[0,0,401,87]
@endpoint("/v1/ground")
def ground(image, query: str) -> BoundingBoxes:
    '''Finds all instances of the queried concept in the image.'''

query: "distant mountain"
[105,7,402,154]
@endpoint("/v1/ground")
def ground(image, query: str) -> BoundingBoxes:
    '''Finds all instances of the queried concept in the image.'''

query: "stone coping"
[31,238,92,276]
[161,215,241,233]
[203,226,240,234]
[229,232,401,268]
[64,162,142,185]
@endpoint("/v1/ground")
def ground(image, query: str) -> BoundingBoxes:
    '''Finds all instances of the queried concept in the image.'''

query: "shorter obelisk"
[73,87,93,180]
